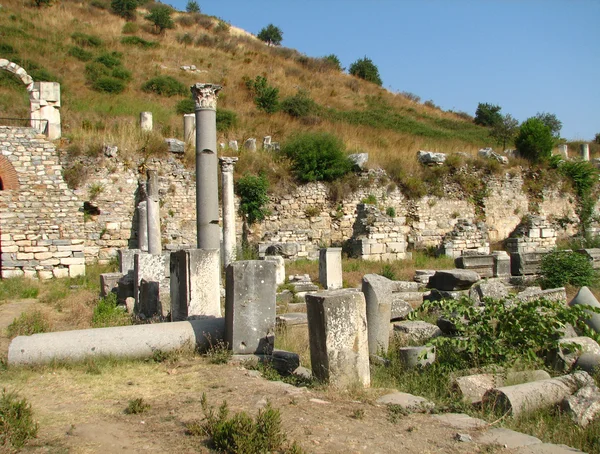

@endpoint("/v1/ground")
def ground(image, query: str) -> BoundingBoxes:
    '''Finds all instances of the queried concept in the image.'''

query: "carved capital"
[190,83,222,110]
[219,157,238,173]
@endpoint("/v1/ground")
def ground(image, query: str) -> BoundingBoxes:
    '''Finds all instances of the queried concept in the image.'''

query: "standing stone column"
[558,144,569,159]
[319,247,343,290]
[191,83,222,249]
[140,112,153,131]
[146,170,161,255]
[137,200,148,252]
[183,113,196,144]
[219,157,238,268]
[362,274,392,356]
[581,143,590,161]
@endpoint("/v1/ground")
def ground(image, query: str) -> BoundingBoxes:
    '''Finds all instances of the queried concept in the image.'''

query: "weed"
[120,36,159,49]
[350,408,365,420]
[71,32,102,47]
[205,336,232,364]
[125,397,150,415]
[386,206,396,217]
[304,206,320,218]
[362,194,377,205]
[0,389,38,449]
[380,264,396,280]
[67,46,93,61]
[387,404,409,423]
[6,311,50,338]
[88,183,104,201]
[92,293,130,328]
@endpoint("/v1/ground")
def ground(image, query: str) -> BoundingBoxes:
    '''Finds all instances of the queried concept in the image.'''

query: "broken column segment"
[170,249,221,321]
[146,169,161,255]
[306,289,370,388]
[319,247,343,290]
[219,157,238,268]
[225,260,277,355]
[183,113,196,144]
[191,83,222,250]
[362,274,392,356]
[140,111,153,131]
[137,200,148,252]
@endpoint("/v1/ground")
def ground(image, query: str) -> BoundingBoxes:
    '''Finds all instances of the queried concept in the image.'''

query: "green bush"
[176,98,195,114]
[95,51,122,68]
[145,4,174,34]
[110,0,137,20]
[540,251,596,289]
[67,46,92,61]
[282,132,353,183]
[186,0,200,13]
[0,389,38,449]
[6,311,49,338]
[71,32,102,47]
[322,54,343,71]
[348,56,382,86]
[120,35,159,49]
[216,109,238,132]
[515,117,554,162]
[141,76,187,97]
[556,160,599,235]
[111,66,132,81]
[121,21,139,34]
[92,293,130,327]
[92,76,126,93]
[280,89,316,118]
[236,174,270,225]
[245,76,279,114]
[85,61,110,79]
[257,23,283,45]
[474,102,502,127]
[125,398,150,415]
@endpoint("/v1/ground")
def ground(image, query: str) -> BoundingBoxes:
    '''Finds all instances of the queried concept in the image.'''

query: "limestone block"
[100,272,123,298]
[569,286,600,334]
[427,269,480,291]
[61,257,85,265]
[393,321,442,344]
[550,337,600,372]
[398,346,435,368]
[262,255,285,285]
[140,111,153,131]
[469,280,509,304]
[510,252,545,276]
[225,260,277,355]
[68,264,86,278]
[134,252,167,309]
[376,392,434,413]
[306,289,370,388]
[53,268,69,279]
[38,82,61,104]
[118,248,141,274]
[38,270,54,280]
[562,384,600,427]
[170,249,221,321]
[363,274,392,355]
[493,251,511,277]
[319,247,343,290]
[390,295,413,320]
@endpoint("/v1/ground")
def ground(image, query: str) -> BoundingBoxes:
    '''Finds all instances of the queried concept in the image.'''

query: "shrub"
[386,207,396,217]
[245,75,279,114]
[176,32,194,46]
[120,36,159,49]
[236,174,270,225]
[110,0,137,21]
[92,293,130,327]
[95,51,122,68]
[0,389,38,449]
[282,132,353,183]
[322,54,343,71]
[515,117,554,162]
[145,4,174,34]
[557,160,599,235]
[121,21,138,34]
[92,76,126,93]
[216,109,238,132]
[85,61,110,80]
[540,251,596,289]
[6,311,49,338]
[474,102,502,127]
[141,76,187,97]
[67,46,93,61]
[185,0,200,13]
[348,56,382,86]
[176,98,195,114]
[125,398,150,415]
[111,66,132,81]
[280,89,316,118]
[215,20,230,34]
[257,23,283,45]
[71,32,102,47]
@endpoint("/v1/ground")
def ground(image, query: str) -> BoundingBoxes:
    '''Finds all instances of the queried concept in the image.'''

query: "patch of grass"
[71,31,103,47]
[141,75,187,97]
[0,389,38,449]
[120,36,159,49]
[67,45,93,61]
[125,397,150,415]
[0,278,40,302]
[6,311,50,338]
[91,293,130,328]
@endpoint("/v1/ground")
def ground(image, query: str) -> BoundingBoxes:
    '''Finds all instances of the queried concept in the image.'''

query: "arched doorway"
[0,155,19,190]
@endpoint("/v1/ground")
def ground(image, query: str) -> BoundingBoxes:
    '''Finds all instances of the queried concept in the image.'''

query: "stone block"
[390,295,413,320]
[53,268,69,279]
[118,248,141,274]
[225,260,277,355]
[100,272,123,298]
[306,289,370,387]
[398,346,435,368]
[170,249,221,321]
[510,251,545,276]
[262,255,285,285]
[569,287,600,334]
[134,253,167,309]
[493,251,511,277]
[139,279,160,317]
[427,269,480,291]
[455,254,494,278]
[319,247,343,290]
[393,321,442,344]
[68,264,86,278]
[469,280,509,304]
[60,257,85,266]
[362,274,392,356]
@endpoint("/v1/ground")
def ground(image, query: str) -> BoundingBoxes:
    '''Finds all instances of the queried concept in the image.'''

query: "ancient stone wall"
[0,127,85,278]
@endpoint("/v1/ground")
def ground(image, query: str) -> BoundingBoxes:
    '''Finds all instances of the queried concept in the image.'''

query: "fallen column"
[8,317,224,366]
[482,371,594,416]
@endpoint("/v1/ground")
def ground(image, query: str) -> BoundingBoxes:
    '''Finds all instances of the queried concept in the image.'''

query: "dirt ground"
[0,300,532,453]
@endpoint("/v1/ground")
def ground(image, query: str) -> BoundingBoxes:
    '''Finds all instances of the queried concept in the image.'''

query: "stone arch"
[0,59,35,91]
[0,155,19,190]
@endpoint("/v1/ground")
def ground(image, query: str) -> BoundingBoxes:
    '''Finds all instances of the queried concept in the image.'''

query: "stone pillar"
[191,83,222,250]
[225,260,277,355]
[306,289,370,388]
[558,144,568,159]
[219,157,238,268]
[140,112,153,131]
[170,249,221,320]
[146,170,161,255]
[133,252,167,315]
[319,247,343,290]
[581,143,590,161]
[137,200,148,252]
[493,251,511,278]
[183,113,196,144]
[262,256,285,285]
[362,274,392,356]
[30,82,61,140]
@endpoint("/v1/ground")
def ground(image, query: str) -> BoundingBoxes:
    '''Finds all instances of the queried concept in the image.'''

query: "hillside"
[0,0,496,176]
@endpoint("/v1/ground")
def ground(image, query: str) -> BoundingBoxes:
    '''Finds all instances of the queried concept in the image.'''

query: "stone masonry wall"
[0,127,86,278]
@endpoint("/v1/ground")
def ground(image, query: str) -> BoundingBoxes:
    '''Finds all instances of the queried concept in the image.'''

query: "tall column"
[146,170,161,255]
[581,143,590,161]
[219,157,238,268]
[137,200,148,252]
[191,83,222,249]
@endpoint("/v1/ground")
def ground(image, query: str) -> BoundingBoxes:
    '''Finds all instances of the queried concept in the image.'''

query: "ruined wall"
[0,127,85,278]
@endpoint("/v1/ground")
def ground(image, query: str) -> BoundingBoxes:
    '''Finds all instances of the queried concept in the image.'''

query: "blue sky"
[167,0,599,141]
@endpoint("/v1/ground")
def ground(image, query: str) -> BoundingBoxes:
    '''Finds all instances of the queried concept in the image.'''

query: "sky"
[166,0,600,141]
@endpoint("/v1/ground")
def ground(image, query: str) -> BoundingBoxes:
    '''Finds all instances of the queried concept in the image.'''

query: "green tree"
[534,112,562,139]
[514,117,554,162]
[490,113,519,150]
[474,103,502,127]
[348,57,382,86]
[111,0,137,20]
[145,5,174,34]
[323,54,343,71]
[236,174,270,246]
[257,24,283,46]
[245,76,279,114]
[185,0,200,13]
